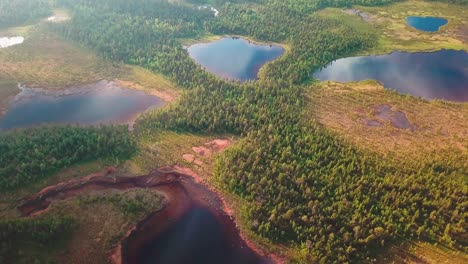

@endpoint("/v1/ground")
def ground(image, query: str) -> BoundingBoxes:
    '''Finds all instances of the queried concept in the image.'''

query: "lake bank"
[187,37,285,81]
[0,80,164,131]
[313,49,468,102]
[18,166,279,264]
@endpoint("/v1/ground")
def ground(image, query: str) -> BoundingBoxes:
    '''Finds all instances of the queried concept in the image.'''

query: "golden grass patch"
[320,1,468,55]
[378,240,468,264]
[0,25,179,98]
[306,81,468,167]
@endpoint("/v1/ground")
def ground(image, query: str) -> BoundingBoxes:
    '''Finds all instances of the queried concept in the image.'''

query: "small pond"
[187,37,285,81]
[313,49,468,102]
[0,36,24,48]
[0,80,163,131]
[406,16,448,32]
[138,206,264,264]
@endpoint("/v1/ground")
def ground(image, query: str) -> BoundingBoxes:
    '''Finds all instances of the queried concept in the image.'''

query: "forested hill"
[2,0,467,263]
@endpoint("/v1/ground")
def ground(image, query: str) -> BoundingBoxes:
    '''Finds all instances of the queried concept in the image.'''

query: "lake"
[406,16,448,32]
[0,80,163,130]
[187,37,284,81]
[138,206,265,264]
[313,49,468,102]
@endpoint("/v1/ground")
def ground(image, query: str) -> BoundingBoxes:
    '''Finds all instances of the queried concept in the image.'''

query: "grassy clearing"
[319,1,467,55]
[0,80,18,115]
[306,81,467,169]
[128,130,223,174]
[0,25,124,89]
[178,33,224,46]
[0,23,180,103]
[378,240,468,264]
[117,66,180,103]
[28,188,164,264]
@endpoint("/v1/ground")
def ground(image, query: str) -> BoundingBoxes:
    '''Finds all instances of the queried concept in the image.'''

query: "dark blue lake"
[313,49,468,102]
[0,80,163,131]
[138,206,265,264]
[406,16,448,32]
[187,37,284,81]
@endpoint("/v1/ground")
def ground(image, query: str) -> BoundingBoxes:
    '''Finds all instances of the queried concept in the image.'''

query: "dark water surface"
[406,16,448,32]
[313,49,468,102]
[187,37,284,81]
[139,206,264,264]
[0,80,163,130]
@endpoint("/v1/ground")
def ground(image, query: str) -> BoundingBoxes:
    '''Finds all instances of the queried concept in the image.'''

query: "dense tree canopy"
[0,126,137,190]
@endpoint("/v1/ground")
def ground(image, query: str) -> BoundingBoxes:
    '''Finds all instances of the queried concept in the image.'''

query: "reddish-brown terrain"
[18,166,275,264]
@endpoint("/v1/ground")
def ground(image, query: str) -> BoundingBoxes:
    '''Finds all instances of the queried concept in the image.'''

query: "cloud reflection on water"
[187,38,284,81]
[313,50,468,102]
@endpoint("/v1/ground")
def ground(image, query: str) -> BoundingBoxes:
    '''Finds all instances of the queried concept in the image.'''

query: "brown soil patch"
[193,159,204,166]
[182,154,195,163]
[206,138,232,151]
[182,138,232,166]
[192,146,212,157]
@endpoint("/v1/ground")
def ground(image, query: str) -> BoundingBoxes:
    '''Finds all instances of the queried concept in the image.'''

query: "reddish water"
[138,206,265,264]
[18,169,270,264]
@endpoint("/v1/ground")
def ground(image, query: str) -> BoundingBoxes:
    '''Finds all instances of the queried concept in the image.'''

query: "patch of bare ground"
[181,138,233,179]
[307,81,468,165]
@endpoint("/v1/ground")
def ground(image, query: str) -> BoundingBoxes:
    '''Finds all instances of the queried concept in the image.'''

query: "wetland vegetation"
[0,0,467,263]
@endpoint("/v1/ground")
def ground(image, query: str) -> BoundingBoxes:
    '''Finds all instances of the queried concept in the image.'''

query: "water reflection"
[187,38,284,81]
[313,49,468,102]
[139,207,264,264]
[0,81,163,130]
[406,16,448,32]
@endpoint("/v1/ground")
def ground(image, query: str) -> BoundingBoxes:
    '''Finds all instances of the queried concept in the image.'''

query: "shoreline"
[18,166,283,264]
[0,80,171,131]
